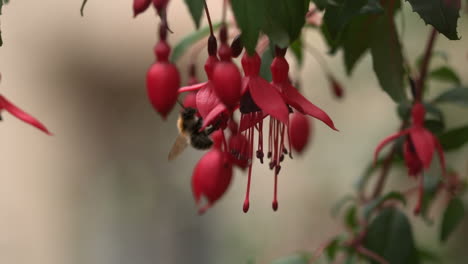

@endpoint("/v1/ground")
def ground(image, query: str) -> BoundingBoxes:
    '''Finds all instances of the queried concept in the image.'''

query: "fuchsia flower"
[146,26,180,119]
[192,131,233,214]
[289,112,312,153]
[0,94,51,135]
[374,102,447,214]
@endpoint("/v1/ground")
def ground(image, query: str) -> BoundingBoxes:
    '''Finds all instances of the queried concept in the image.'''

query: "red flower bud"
[133,0,152,17]
[212,61,242,109]
[289,112,311,153]
[192,149,233,214]
[146,41,180,119]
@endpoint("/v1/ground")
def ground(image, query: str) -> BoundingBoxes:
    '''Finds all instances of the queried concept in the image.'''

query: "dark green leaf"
[439,125,468,151]
[432,86,468,107]
[429,66,461,85]
[80,0,88,17]
[231,0,267,54]
[345,206,358,229]
[417,247,442,263]
[424,119,445,134]
[262,0,309,48]
[290,38,304,67]
[363,191,406,219]
[370,5,406,102]
[271,253,310,264]
[260,47,274,82]
[405,0,461,40]
[440,197,465,242]
[360,0,384,14]
[325,238,341,261]
[311,0,328,10]
[322,0,368,45]
[342,16,374,74]
[364,208,418,264]
[183,0,204,28]
[170,22,222,62]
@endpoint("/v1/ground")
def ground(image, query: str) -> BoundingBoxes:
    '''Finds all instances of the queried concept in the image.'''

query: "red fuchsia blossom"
[289,112,312,153]
[192,131,233,214]
[146,25,180,119]
[238,51,290,212]
[374,102,447,214]
[0,94,51,135]
[133,0,152,17]
[211,27,242,110]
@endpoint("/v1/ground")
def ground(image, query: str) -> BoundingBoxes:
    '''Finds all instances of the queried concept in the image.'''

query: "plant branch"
[203,0,214,37]
[416,28,438,101]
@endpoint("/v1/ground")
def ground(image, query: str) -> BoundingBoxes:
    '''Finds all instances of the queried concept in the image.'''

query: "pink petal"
[178,81,207,93]
[433,137,447,177]
[200,104,226,130]
[409,127,435,169]
[196,83,221,119]
[0,95,51,135]
[281,84,337,131]
[249,77,289,124]
[374,130,410,164]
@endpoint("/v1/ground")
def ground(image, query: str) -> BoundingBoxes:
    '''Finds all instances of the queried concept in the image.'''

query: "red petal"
[374,130,409,164]
[433,137,447,177]
[200,104,226,130]
[410,127,435,169]
[196,83,222,119]
[281,83,337,130]
[249,77,289,124]
[241,76,250,95]
[0,95,51,135]
[178,82,207,93]
[239,112,267,132]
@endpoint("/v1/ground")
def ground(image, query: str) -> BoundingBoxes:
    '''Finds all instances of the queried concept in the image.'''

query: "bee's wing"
[168,134,189,161]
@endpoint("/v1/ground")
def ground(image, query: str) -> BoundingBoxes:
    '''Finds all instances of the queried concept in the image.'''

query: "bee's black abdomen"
[190,134,213,150]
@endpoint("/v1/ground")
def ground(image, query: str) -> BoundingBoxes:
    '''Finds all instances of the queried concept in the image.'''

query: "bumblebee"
[168,107,217,160]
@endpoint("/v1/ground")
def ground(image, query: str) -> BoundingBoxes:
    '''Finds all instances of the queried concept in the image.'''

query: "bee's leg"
[205,119,222,135]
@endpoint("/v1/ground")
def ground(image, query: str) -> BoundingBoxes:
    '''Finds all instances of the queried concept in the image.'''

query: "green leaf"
[183,0,204,29]
[438,125,468,151]
[429,66,461,85]
[364,208,419,264]
[325,239,341,261]
[417,247,442,263]
[440,197,465,242]
[271,253,310,264]
[433,86,468,107]
[170,22,222,62]
[370,4,406,102]
[360,0,384,14]
[80,0,88,17]
[342,16,374,74]
[231,0,267,54]
[311,0,328,10]
[344,206,358,229]
[262,0,309,48]
[405,0,461,40]
[322,0,368,45]
[260,47,274,82]
[363,191,407,219]
[290,38,304,67]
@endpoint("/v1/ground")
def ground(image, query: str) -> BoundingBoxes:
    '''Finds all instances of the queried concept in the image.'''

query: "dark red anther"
[231,35,243,58]
[208,35,218,57]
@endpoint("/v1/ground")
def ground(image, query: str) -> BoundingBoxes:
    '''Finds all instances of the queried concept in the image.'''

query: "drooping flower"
[0,94,51,135]
[289,112,312,153]
[192,140,233,214]
[146,25,180,119]
[238,51,290,212]
[374,102,447,214]
[133,0,152,17]
[211,27,242,110]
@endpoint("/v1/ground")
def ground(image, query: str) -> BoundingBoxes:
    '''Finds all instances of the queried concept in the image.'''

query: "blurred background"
[0,1,467,264]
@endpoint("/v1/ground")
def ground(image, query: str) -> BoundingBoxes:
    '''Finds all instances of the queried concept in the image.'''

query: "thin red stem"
[416,28,438,101]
